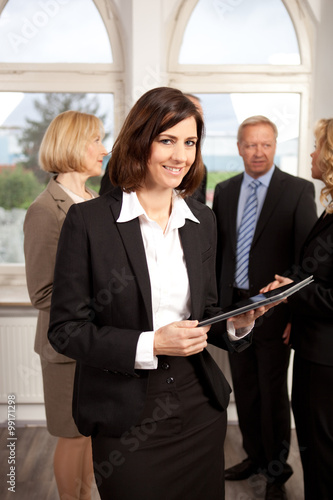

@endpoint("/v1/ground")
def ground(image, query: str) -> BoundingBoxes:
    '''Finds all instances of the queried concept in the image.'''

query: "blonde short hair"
[39,110,105,173]
[237,115,278,143]
[314,118,333,213]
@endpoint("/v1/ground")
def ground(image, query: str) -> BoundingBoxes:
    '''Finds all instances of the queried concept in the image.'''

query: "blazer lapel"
[179,219,202,319]
[108,189,154,330]
[252,167,284,246]
[228,175,243,251]
[47,176,74,216]
[303,210,333,248]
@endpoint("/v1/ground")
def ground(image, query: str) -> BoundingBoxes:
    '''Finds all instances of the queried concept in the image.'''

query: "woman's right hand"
[154,320,210,357]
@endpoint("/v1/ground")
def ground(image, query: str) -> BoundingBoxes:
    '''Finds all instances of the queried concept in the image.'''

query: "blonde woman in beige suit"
[24,110,107,500]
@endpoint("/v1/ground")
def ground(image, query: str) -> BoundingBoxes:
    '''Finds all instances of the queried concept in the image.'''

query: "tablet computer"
[197,275,314,327]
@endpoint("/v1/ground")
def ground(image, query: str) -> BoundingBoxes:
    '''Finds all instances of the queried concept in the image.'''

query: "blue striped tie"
[235,179,261,288]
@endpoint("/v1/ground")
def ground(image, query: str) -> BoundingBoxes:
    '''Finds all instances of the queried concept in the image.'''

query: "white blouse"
[118,190,198,369]
[117,190,251,370]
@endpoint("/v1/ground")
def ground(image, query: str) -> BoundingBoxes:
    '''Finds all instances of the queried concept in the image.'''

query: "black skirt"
[92,355,227,500]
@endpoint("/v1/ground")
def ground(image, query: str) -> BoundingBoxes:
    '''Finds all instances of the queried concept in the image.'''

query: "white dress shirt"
[117,190,251,370]
[235,165,275,289]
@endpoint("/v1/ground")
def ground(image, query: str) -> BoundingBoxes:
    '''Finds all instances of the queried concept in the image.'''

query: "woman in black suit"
[48,87,271,500]
[263,118,333,500]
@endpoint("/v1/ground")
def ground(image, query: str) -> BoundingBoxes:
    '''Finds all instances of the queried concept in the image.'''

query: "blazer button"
[161,362,170,370]
[166,377,174,384]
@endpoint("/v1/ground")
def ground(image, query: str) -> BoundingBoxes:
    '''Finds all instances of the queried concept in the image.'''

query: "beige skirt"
[40,356,82,438]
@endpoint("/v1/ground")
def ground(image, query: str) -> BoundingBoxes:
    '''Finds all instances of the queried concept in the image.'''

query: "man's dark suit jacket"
[48,187,250,438]
[213,167,318,319]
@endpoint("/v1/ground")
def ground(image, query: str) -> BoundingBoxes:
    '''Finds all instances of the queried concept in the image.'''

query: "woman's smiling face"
[145,117,198,192]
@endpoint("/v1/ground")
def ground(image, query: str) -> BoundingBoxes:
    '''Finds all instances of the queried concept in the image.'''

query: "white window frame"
[167,0,314,180]
[0,0,125,129]
[0,0,125,280]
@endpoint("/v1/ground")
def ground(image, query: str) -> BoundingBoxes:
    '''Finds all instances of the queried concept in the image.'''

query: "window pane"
[194,93,300,203]
[179,0,300,65]
[0,0,112,63]
[0,92,114,263]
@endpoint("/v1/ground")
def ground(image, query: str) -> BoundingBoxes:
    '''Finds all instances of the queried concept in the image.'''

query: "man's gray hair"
[237,115,278,143]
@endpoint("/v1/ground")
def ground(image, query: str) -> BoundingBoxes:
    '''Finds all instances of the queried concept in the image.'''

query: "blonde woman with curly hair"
[312,118,333,212]
[262,118,333,500]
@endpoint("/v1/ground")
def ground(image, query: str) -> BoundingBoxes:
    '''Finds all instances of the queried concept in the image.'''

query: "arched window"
[0,0,113,63]
[0,0,124,264]
[179,0,300,65]
[168,0,313,202]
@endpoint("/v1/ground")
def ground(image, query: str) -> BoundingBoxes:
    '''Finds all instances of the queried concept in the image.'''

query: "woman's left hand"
[227,303,277,330]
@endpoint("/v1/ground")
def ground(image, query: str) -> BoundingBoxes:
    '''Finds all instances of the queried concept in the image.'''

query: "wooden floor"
[224,425,304,500]
[0,424,304,499]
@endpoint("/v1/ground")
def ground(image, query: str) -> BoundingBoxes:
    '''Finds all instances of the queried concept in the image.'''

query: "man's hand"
[260,274,293,293]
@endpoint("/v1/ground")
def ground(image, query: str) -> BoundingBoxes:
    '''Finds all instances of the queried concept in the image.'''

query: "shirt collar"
[243,164,275,188]
[117,190,199,228]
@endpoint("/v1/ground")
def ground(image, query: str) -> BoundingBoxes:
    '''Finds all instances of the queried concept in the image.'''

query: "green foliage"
[207,170,240,190]
[0,167,45,209]
[86,175,103,193]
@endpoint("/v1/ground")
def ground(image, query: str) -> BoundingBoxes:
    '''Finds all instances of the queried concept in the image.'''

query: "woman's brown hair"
[108,87,205,197]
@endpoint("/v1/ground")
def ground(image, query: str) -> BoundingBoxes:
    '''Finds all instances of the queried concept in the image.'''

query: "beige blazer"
[24,176,97,363]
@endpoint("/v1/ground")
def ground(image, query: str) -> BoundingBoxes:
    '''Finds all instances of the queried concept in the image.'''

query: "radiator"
[0,309,46,424]
[0,315,42,403]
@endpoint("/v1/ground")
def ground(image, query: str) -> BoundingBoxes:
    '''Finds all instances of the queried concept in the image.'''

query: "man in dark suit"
[212,116,318,500]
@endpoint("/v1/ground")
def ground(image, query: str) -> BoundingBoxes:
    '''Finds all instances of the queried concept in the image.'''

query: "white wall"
[112,0,179,111]
[312,0,333,120]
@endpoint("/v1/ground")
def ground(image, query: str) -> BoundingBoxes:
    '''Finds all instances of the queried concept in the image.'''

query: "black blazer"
[213,167,318,308]
[48,188,249,437]
[289,211,333,365]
